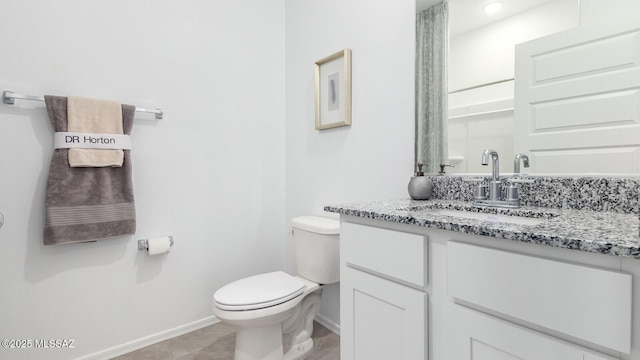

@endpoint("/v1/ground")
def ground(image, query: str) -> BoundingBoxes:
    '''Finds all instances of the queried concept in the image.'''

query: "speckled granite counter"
[325,198,640,260]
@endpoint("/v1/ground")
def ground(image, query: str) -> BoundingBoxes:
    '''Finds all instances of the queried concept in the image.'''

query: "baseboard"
[315,313,341,336]
[75,316,220,360]
[76,313,337,359]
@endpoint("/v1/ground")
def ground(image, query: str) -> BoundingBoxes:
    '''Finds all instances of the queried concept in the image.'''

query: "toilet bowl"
[212,216,340,360]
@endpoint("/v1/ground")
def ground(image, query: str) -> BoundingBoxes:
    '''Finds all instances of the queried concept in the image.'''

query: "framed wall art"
[314,48,352,130]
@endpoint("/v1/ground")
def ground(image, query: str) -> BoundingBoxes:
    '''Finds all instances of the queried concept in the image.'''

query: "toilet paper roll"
[147,236,172,255]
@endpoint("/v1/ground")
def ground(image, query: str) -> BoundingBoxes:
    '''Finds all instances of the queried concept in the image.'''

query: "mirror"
[447,0,578,175]
[416,0,640,175]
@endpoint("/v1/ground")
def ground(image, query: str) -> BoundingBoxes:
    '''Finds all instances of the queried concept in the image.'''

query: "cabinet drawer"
[341,222,427,289]
[447,303,619,360]
[448,241,632,354]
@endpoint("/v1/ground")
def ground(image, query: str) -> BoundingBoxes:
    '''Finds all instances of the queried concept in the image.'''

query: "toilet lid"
[214,271,305,311]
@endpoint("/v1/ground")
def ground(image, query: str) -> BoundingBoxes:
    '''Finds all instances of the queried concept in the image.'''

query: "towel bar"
[2,90,164,120]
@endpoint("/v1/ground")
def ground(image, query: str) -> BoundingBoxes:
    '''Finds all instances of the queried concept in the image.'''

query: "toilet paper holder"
[137,236,174,251]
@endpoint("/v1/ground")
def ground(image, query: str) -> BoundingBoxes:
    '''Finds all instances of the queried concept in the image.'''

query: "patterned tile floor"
[113,321,339,360]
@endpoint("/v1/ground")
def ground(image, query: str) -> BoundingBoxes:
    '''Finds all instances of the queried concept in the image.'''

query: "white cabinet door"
[340,266,427,360]
[446,304,619,360]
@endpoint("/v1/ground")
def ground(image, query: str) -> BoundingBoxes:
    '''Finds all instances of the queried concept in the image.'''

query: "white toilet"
[212,216,340,360]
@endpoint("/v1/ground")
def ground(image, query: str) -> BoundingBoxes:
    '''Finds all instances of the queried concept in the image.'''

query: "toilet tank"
[291,216,340,285]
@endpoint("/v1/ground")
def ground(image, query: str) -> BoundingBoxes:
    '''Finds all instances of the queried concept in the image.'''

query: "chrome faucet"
[473,149,519,208]
[481,149,501,201]
[514,153,530,174]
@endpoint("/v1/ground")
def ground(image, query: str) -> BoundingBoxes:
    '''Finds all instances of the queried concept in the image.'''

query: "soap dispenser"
[408,162,433,200]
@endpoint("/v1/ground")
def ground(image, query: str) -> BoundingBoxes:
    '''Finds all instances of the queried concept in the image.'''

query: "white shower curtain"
[416,2,448,173]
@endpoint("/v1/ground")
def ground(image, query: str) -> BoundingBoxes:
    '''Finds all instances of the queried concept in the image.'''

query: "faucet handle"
[506,184,519,202]
[475,183,488,200]
[438,163,454,175]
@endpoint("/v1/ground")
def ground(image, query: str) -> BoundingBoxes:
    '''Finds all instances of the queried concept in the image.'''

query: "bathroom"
[0,1,638,360]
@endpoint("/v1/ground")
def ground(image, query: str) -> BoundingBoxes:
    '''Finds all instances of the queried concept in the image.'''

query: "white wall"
[285,0,416,328]
[0,1,285,359]
[580,0,640,27]
[1,0,419,356]
[449,0,580,93]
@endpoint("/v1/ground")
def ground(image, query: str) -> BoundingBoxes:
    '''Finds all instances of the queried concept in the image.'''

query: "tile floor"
[113,321,340,360]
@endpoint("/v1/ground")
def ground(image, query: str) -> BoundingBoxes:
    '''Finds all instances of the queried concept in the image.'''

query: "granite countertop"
[325,199,640,260]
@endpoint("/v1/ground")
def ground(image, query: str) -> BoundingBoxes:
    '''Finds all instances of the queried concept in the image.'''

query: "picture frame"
[314,48,352,130]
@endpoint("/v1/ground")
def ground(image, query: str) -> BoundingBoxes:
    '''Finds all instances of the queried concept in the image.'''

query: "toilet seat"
[214,271,305,311]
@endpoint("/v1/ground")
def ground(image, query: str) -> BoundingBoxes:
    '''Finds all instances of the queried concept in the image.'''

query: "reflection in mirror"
[417,0,640,175]
[415,2,448,174]
[447,0,578,174]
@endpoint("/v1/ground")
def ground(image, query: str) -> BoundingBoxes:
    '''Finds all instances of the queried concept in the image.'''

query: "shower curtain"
[416,2,448,174]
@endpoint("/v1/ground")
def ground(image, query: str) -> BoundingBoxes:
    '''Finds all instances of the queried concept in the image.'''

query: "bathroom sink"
[422,209,546,226]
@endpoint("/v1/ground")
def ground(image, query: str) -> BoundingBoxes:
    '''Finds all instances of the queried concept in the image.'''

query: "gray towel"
[43,95,136,245]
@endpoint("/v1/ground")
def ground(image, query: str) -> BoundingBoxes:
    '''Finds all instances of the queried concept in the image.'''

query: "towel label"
[54,132,132,150]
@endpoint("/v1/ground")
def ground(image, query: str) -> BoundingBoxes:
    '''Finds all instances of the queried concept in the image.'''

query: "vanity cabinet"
[339,216,634,360]
[340,221,428,360]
